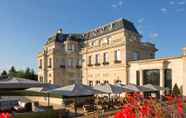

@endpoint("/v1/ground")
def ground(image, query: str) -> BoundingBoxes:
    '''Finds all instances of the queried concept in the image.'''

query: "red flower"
[0,112,11,118]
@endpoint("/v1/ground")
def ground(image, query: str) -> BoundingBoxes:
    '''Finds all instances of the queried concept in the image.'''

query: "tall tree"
[24,67,31,79]
[1,70,8,79]
[9,66,17,77]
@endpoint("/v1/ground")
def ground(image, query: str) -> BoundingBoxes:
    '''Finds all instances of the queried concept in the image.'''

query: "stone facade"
[128,57,186,92]
[37,30,83,86]
[37,18,186,96]
[81,19,157,86]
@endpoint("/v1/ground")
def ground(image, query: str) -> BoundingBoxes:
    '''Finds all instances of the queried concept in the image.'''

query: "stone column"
[160,68,165,96]
[140,70,143,86]
[183,56,186,96]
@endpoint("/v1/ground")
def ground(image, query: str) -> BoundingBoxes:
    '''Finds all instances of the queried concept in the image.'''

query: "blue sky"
[0,0,185,71]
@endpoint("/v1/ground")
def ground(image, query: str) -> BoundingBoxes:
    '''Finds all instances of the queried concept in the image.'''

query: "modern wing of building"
[37,18,186,96]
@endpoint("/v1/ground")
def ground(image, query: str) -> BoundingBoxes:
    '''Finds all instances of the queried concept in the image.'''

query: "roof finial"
[57,28,63,34]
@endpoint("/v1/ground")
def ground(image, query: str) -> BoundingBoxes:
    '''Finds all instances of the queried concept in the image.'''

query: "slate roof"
[46,33,83,45]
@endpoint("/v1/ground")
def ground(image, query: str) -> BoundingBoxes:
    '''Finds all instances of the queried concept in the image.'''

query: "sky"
[0,0,185,72]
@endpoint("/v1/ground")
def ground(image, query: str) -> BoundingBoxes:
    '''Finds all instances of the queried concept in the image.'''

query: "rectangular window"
[76,59,82,68]
[68,44,72,51]
[103,52,109,64]
[71,44,75,51]
[136,71,140,85]
[39,59,42,69]
[67,58,73,68]
[88,81,93,86]
[96,80,100,85]
[39,76,43,83]
[48,58,52,68]
[95,54,100,65]
[164,69,172,89]
[114,49,121,63]
[88,56,92,66]
[143,69,160,85]
[104,80,109,84]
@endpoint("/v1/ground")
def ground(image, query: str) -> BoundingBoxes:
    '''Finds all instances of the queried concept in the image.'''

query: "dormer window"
[92,41,96,46]
[132,51,140,60]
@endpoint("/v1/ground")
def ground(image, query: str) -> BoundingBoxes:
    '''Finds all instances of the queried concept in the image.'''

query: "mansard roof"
[46,33,83,44]
[46,18,140,44]
[83,18,139,40]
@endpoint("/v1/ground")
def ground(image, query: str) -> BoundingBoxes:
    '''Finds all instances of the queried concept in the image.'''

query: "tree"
[1,70,8,79]
[24,67,31,79]
[9,66,17,77]
[15,70,26,78]
[29,69,37,80]
[2,66,38,81]
[172,84,181,96]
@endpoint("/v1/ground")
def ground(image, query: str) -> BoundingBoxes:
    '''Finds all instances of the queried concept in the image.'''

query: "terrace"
[1,79,186,118]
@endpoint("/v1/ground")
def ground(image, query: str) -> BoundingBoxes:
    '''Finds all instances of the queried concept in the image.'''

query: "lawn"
[183,103,186,113]
[14,110,58,118]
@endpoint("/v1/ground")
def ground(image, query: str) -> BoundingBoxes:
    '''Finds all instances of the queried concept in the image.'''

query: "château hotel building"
[37,18,186,96]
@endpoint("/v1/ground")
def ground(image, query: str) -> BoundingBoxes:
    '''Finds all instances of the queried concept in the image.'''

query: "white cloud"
[160,8,168,13]
[177,1,185,5]
[137,27,143,34]
[112,4,117,8]
[118,1,123,6]
[112,0,124,8]
[169,1,175,5]
[176,8,185,12]
[150,32,159,39]
[137,18,145,24]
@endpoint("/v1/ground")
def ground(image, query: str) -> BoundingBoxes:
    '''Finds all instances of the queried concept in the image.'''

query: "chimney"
[57,28,63,34]
[183,47,186,56]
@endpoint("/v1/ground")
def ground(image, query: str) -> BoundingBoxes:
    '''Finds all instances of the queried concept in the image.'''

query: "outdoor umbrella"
[122,84,152,92]
[142,84,165,91]
[93,83,129,108]
[115,83,151,92]
[115,83,126,88]
[93,83,127,94]
[26,84,60,106]
[50,83,102,115]
[50,83,102,97]
[0,77,45,90]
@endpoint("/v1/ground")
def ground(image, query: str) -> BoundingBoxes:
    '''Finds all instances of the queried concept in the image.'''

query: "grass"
[184,103,186,113]
[14,110,58,118]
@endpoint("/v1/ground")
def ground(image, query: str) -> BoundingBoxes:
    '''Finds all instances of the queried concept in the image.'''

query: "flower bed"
[114,93,185,118]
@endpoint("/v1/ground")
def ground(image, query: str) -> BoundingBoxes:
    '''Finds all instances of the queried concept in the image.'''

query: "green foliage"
[9,66,16,77]
[2,66,38,80]
[14,110,58,118]
[180,85,183,96]
[172,83,181,96]
[184,103,186,113]
[1,70,8,78]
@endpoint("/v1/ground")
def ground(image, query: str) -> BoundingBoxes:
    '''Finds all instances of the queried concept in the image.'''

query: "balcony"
[76,65,82,68]
[48,65,52,68]
[60,65,66,69]
[114,60,121,64]
[38,66,42,69]
[88,64,93,67]
[103,62,109,65]
[95,63,101,66]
